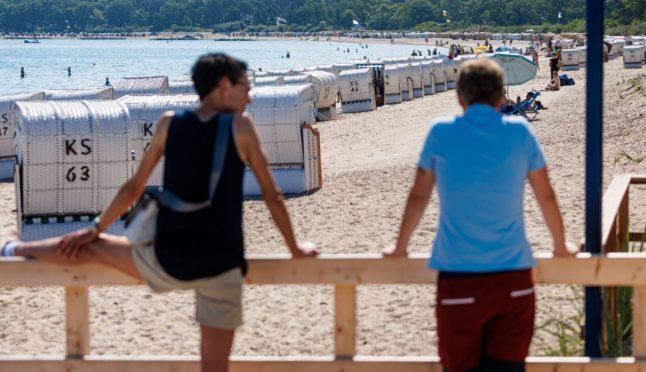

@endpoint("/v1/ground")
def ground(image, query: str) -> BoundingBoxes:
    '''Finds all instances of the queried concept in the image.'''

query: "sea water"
[0,39,446,95]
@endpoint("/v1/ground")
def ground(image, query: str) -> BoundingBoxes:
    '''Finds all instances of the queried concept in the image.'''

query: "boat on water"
[24,39,40,44]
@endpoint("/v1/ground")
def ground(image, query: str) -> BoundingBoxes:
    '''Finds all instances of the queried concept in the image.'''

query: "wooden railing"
[0,174,645,371]
[600,174,646,357]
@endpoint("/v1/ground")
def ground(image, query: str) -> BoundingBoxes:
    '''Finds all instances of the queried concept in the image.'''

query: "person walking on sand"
[1,53,317,372]
[385,59,576,371]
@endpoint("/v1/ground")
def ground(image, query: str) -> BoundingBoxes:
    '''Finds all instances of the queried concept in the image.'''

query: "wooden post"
[633,286,646,358]
[604,186,630,354]
[65,286,90,358]
[617,190,629,250]
[334,285,356,358]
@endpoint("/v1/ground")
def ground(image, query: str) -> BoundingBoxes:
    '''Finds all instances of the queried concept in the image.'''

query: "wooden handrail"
[596,174,646,357]
[5,252,646,287]
[601,174,646,250]
[1,355,646,371]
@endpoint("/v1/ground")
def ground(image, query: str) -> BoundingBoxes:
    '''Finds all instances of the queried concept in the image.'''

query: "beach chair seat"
[505,91,541,121]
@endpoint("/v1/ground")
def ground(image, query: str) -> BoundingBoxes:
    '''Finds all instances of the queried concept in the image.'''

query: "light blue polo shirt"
[418,104,546,272]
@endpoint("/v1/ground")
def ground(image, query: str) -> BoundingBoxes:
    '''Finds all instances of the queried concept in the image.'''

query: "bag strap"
[153,113,232,213]
[207,113,232,203]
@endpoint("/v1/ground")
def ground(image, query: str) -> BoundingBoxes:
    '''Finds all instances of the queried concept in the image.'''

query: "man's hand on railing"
[57,228,99,260]
[382,244,407,258]
[290,242,318,258]
[553,241,579,258]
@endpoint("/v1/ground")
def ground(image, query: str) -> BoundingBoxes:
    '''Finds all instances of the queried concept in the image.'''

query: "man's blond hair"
[456,59,505,107]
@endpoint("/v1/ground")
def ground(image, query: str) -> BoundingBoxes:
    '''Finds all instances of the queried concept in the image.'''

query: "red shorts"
[436,269,535,371]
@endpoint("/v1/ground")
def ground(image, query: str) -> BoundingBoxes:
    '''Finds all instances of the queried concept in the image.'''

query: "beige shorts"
[131,243,243,330]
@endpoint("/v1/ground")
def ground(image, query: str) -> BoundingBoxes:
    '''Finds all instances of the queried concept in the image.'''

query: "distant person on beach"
[545,71,561,91]
[1,53,317,372]
[549,52,559,75]
[67,66,71,77]
[498,88,516,113]
[20,67,25,78]
[385,59,575,371]
[104,77,111,86]
[526,91,546,110]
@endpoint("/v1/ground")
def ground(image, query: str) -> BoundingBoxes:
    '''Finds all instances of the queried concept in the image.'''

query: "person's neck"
[195,103,225,122]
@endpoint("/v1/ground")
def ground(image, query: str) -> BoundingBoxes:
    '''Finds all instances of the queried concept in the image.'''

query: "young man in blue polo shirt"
[386,59,575,371]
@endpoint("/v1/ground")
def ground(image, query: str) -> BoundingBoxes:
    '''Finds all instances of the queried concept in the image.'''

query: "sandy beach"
[1,54,645,358]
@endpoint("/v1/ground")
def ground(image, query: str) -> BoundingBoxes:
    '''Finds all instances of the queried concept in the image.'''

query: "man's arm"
[385,168,435,257]
[234,114,316,258]
[527,167,575,257]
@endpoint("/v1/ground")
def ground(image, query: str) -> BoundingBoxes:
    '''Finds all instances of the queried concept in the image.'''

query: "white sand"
[1,56,645,358]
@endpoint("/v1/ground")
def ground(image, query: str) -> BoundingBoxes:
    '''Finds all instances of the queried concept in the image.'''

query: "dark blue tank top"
[155,111,246,281]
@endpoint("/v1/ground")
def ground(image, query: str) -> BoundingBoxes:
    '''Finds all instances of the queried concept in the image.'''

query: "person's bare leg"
[200,325,235,372]
[11,233,141,280]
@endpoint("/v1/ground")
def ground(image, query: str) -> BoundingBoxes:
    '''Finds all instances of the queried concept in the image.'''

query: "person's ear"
[496,94,506,107]
[457,94,467,111]
[218,76,232,90]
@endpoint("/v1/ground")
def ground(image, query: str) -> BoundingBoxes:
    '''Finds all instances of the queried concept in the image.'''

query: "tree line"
[0,0,644,34]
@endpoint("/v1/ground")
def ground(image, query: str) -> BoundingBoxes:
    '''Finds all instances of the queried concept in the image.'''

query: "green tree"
[336,8,356,28]
[106,0,134,27]
[0,0,643,34]
[70,2,95,30]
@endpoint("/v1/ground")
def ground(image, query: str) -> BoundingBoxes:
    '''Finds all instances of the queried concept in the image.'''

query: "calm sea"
[0,39,446,95]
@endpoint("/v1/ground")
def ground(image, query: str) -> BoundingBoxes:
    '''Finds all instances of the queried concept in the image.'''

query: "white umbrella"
[488,52,537,86]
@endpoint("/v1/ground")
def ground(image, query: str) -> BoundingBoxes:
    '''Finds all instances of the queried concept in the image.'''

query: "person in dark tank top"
[1,53,318,372]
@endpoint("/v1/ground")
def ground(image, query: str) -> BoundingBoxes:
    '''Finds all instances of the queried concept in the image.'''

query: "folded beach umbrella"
[494,46,519,53]
[488,52,537,86]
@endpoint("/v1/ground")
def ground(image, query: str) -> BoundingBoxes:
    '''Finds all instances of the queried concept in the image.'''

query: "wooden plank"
[335,285,356,357]
[0,356,645,372]
[65,286,90,357]
[601,174,631,250]
[632,286,646,357]
[629,233,645,243]
[0,258,141,286]
[6,253,646,286]
[604,188,629,355]
[245,254,436,285]
[617,189,630,250]
[626,174,646,184]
